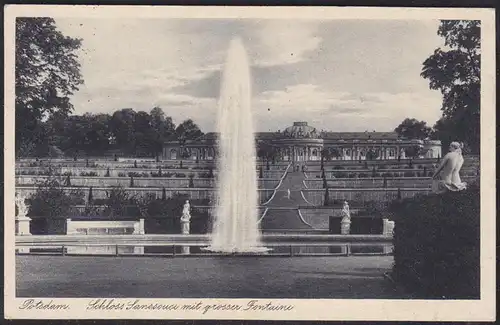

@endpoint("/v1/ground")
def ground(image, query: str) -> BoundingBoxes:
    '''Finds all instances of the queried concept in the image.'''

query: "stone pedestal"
[340,220,351,235]
[16,216,32,236]
[133,218,145,235]
[181,220,190,254]
[382,218,395,236]
[382,218,395,254]
[16,216,32,254]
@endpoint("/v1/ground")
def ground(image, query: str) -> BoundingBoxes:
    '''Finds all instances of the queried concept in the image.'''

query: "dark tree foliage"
[175,119,203,142]
[421,20,480,154]
[16,18,83,157]
[27,178,85,218]
[404,145,423,159]
[366,149,379,161]
[257,142,279,161]
[395,118,432,140]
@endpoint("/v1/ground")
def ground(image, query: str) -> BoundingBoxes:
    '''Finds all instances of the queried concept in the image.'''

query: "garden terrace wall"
[305,155,479,168]
[16,159,289,170]
[390,184,480,298]
[304,176,477,189]
[65,205,269,223]
[16,186,275,204]
[302,188,430,206]
[15,167,287,179]
[15,175,281,189]
[306,167,478,179]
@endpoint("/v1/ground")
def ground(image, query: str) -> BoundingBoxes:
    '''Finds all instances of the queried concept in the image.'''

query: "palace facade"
[162,122,442,161]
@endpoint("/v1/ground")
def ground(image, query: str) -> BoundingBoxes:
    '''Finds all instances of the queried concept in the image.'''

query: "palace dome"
[282,122,320,139]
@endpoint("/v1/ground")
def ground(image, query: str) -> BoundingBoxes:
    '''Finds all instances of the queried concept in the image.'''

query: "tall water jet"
[206,37,266,253]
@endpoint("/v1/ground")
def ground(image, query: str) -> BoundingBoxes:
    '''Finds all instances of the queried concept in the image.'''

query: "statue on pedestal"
[15,191,31,236]
[15,192,28,217]
[340,201,351,235]
[431,142,468,194]
[180,200,191,235]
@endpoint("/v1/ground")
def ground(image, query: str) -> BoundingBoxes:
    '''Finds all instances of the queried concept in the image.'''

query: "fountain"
[205,38,268,253]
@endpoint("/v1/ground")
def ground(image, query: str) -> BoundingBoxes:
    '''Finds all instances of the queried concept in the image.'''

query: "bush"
[117,172,126,177]
[80,171,98,177]
[389,183,480,299]
[26,178,85,219]
[103,186,138,218]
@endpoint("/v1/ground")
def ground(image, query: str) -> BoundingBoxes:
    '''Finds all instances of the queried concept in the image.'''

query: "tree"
[395,118,432,140]
[366,149,379,161]
[16,18,83,156]
[421,20,480,154]
[175,119,203,141]
[323,186,330,206]
[257,142,279,162]
[405,145,423,159]
[109,109,137,155]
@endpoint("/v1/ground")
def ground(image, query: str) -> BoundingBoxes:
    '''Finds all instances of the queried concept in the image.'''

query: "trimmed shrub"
[389,182,480,299]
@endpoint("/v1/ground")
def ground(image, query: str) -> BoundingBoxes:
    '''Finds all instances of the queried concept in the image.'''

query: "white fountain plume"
[205,37,267,253]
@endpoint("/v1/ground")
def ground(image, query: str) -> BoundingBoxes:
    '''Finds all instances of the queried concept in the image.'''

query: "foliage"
[257,142,279,161]
[366,149,379,161]
[321,148,341,161]
[45,107,200,158]
[404,145,423,159]
[395,118,432,140]
[422,20,481,154]
[389,183,480,298]
[16,18,83,157]
[27,178,85,218]
[175,119,203,142]
[103,185,138,218]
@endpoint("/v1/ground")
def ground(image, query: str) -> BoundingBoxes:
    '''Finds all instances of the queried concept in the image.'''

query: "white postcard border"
[3,5,496,321]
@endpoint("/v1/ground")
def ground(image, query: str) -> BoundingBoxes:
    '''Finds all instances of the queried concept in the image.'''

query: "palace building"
[162,122,442,161]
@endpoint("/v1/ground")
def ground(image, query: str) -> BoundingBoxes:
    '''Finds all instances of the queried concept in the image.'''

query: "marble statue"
[340,201,351,235]
[180,200,191,234]
[15,192,28,217]
[431,141,468,194]
[15,191,32,236]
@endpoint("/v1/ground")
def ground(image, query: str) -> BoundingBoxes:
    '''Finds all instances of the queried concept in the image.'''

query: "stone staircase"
[260,171,313,232]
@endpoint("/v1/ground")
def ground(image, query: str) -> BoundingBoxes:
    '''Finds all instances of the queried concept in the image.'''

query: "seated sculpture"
[431,142,467,194]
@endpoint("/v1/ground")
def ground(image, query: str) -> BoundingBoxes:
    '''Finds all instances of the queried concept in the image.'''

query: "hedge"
[389,181,480,299]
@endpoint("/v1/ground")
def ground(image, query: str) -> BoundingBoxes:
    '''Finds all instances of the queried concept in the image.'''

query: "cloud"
[248,20,322,66]
[53,18,445,132]
[251,83,442,132]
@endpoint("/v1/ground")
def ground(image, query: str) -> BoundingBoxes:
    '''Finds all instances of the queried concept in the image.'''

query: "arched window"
[346,149,351,156]
[170,149,177,160]
[312,149,318,156]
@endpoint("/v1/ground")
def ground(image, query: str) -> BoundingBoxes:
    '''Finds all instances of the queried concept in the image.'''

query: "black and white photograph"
[4,5,496,321]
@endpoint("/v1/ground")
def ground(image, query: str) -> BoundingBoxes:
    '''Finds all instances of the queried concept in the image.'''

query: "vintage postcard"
[3,5,496,321]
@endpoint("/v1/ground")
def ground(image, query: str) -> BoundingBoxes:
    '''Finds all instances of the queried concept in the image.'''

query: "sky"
[55,18,445,133]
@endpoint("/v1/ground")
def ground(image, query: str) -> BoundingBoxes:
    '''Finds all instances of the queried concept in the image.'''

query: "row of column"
[280,146,322,162]
[164,145,409,161]
[338,146,406,160]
